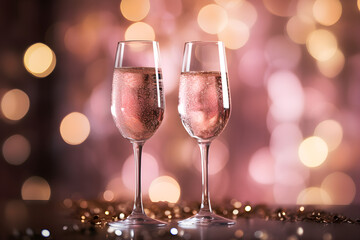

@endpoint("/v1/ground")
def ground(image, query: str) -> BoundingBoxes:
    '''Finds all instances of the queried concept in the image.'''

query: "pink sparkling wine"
[111,67,164,141]
[178,71,230,141]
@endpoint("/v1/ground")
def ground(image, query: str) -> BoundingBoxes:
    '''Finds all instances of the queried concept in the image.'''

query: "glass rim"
[184,40,224,45]
[117,40,158,44]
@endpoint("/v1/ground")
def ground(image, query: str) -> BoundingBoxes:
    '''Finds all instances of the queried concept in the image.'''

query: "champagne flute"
[178,41,235,226]
[110,40,166,227]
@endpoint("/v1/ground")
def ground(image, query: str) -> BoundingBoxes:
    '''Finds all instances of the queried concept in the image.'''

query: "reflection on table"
[2,200,360,240]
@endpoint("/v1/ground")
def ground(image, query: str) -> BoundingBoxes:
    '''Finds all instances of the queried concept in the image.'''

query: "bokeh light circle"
[296,0,316,20]
[298,136,328,168]
[41,229,51,238]
[306,29,338,61]
[60,112,91,145]
[321,172,356,205]
[23,43,56,78]
[248,148,275,184]
[313,0,342,26]
[219,0,258,28]
[297,187,331,205]
[286,16,316,44]
[218,20,249,49]
[2,134,31,165]
[124,22,155,41]
[197,4,228,34]
[314,119,343,151]
[263,0,297,17]
[316,49,345,78]
[21,176,51,200]
[103,190,115,201]
[1,89,30,121]
[120,0,150,22]
[149,176,181,203]
[267,71,304,122]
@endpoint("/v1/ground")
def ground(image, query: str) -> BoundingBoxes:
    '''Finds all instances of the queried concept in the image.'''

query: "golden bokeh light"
[2,134,31,166]
[306,29,338,61]
[297,0,316,20]
[358,0,360,11]
[103,190,115,201]
[286,16,316,44]
[321,172,356,205]
[149,176,181,203]
[1,89,30,121]
[120,0,150,22]
[298,136,328,168]
[313,0,342,26]
[328,143,354,171]
[316,49,345,78]
[124,22,155,41]
[263,0,297,17]
[297,187,331,205]
[218,20,249,49]
[60,112,91,145]
[314,119,343,151]
[218,0,258,28]
[197,4,228,34]
[23,43,56,78]
[21,176,51,200]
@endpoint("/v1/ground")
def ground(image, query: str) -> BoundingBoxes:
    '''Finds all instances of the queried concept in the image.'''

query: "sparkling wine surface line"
[112,67,164,141]
[178,71,230,141]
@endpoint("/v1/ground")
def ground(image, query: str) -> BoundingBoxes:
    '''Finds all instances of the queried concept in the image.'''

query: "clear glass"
[178,41,235,226]
[110,40,166,227]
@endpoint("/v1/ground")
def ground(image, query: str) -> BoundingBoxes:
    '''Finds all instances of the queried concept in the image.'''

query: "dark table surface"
[1,200,360,240]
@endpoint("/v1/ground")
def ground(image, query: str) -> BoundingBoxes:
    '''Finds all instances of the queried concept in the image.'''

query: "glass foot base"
[108,213,166,228]
[178,212,236,226]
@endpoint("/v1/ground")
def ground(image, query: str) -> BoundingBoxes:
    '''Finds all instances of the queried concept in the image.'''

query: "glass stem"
[131,141,145,215]
[198,141,212,214]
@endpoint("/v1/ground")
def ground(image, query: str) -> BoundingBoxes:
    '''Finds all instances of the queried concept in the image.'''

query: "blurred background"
[0,0,359,207]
